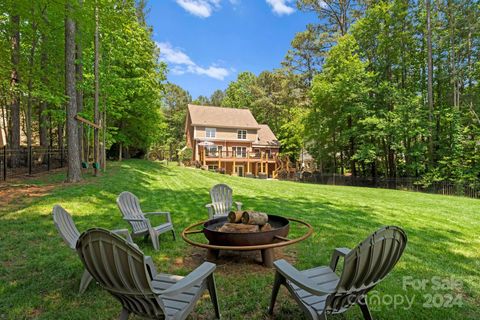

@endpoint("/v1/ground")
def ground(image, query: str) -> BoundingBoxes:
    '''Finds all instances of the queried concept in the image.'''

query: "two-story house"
[185,104,280,177]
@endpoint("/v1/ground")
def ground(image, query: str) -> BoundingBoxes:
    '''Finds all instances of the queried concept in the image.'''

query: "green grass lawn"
[1,160,479,319]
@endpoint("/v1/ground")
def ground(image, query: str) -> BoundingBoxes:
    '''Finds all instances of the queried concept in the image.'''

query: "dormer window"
[206,128,216,138]
[237,130,247,140]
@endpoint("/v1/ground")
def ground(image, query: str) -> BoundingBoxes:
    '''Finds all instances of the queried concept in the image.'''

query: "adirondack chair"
[52,205,135,294]
[206,184,242,219]
[76,228,221,320]
[117,191,176,251]
[269,226,407,320]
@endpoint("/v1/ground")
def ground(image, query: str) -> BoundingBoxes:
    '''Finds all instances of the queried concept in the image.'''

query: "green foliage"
[161,83,192,154]
[301,0,480,185]
[222,71,256,108]
[0,0,166,154]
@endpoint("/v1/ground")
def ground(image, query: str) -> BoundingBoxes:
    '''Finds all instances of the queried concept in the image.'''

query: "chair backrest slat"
[117,192,149,233]
[327,226,407,313]
[52,205,81,250]
[210,184,233,216]
[76,228,165,318]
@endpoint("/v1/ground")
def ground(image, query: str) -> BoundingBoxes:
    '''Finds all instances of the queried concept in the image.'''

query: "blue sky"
[147,0,316,99]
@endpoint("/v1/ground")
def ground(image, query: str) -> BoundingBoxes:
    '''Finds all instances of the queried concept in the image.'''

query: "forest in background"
[0,0,164,182]
[1,0,479,187]
[163,0,480,188]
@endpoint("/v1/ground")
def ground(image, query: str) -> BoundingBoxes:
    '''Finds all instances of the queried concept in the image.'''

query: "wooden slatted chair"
[206,184,242,220]
[117,191,176,251]
[269,226,407,320]
[52,205,135,294]
[76,228,220,320]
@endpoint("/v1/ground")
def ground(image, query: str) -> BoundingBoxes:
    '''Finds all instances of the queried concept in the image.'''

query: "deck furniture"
[52,205,134,294]
[268,226,407,319]
[76,228,220,320]
[117,191,176,251]
[206,184,242,219]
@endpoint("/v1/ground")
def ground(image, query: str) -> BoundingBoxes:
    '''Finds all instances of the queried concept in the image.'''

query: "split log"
[218,223,259,233]
[228,211,243,223]
[260,223,272,232]
[242,211,268,225]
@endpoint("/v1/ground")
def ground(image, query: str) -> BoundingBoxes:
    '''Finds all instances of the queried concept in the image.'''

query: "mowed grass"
[0,159,479,319]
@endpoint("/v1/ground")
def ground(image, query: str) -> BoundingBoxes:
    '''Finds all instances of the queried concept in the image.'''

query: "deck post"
[266,152,269,177]
[260,151,264,173]
[247,152,250,173]
[233,150,236,175]
[203,147,206,166]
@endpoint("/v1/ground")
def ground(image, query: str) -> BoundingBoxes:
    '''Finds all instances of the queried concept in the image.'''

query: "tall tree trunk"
[426,0,434,165]
[27,17,39,152]
[348,116,356,177]
[93,1,100,176]
[76,0,84,163]
[10,14,21,166]
[448,0,458,110]
[39,34,49,148]
[65,1,82,182]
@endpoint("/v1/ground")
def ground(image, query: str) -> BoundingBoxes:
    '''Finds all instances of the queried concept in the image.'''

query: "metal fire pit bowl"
[181,215,313,267]
[203,215,290,246]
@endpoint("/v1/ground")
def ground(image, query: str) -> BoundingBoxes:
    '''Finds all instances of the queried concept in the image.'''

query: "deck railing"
[204,150,277,160]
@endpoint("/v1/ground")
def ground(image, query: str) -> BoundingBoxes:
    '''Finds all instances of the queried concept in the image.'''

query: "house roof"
[187,104,259,129]
[254,124,280,147]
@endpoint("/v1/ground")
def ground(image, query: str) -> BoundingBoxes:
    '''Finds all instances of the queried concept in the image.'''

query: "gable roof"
[254,124,280,147]
[187,104,259,129]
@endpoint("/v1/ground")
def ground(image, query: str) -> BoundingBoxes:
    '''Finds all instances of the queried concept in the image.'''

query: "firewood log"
[218,223,259,233]
[228,211,243,223]
[241,211,268,225]
[260,223,272,232]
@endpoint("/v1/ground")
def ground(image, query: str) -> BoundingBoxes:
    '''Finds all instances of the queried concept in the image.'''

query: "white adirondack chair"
[76,228,220,320]
[52,205,135,294]
[117,191,176,251]
[205,184,242,219]
[269,226,408,320]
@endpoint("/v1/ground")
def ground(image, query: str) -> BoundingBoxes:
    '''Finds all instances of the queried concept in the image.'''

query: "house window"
[208,165,218,171]
[237,130,247,140]
[232,146,247,158]
[206,128,216,138]
[205,146,217,157]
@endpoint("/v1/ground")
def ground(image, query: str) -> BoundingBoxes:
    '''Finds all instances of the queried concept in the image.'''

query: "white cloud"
[266,0,295,15]
[157,42,230,80]
[189,65,230,80]
[156,42,195,66]
[175,0,221,18]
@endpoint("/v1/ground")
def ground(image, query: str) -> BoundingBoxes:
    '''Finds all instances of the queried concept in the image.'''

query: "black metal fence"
[0,146,67,181]
[289,172,480,199]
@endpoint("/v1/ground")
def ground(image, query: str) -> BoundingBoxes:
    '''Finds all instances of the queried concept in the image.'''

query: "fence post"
[3,146,6,181]
[60,147,64,167]
[28,146,33,175]
[47,147,50,171]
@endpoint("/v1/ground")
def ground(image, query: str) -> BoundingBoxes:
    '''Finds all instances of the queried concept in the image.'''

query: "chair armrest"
[235,202,243,211]
[205,204,214,220]
[123,216,146,222]
[329,247,351,271]
[273,259,334,296]
[144,211,172,223]
[160,262,216,296]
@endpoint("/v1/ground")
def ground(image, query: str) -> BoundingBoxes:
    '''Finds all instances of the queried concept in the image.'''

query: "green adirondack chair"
[269,226,407,320]
[76,228,220,320]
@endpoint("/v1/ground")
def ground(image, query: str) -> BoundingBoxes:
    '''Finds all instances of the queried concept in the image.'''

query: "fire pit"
[181,215,313,267]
